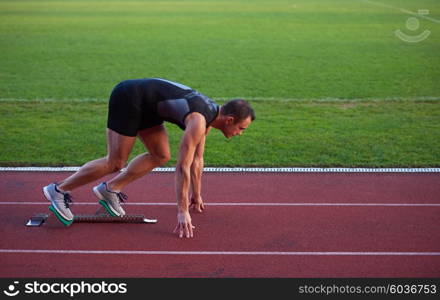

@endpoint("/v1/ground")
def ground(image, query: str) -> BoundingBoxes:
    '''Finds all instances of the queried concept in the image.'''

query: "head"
[218,99,255,139]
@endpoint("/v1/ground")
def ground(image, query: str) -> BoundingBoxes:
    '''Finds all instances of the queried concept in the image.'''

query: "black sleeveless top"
[120,78,219,130]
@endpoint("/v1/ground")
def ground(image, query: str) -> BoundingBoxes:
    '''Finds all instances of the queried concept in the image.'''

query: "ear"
[225,115,235,124]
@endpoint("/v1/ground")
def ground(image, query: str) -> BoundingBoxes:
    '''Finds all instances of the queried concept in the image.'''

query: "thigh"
[137,124,170,157]
[106,128,136,162]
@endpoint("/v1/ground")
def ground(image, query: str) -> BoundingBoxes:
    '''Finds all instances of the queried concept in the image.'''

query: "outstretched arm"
[190,133,206,212]
[174,113,206,238]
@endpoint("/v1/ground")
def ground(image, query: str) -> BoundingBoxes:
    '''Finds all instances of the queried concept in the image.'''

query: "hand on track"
[173,211,195,238]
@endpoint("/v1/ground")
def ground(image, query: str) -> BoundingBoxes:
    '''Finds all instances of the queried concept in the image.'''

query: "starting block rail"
[26,206,157,227]
[74,214,157,224]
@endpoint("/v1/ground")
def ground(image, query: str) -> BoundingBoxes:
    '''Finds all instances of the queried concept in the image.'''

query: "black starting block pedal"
[26,205,157,227]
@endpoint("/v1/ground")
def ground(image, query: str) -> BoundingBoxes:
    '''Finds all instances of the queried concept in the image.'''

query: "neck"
[210,106,223,130]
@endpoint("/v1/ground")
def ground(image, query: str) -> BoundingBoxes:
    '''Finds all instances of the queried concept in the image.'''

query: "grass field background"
[1,0,439,167]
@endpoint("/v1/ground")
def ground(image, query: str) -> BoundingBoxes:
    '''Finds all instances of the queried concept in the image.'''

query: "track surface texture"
[0,171,439,278]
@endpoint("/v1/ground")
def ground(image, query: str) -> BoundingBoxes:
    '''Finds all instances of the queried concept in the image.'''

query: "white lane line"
[1,167,440,173]
[1,96,440,102]
[361,0,440,24]
[0,249,439,256]
[1,202,439,207]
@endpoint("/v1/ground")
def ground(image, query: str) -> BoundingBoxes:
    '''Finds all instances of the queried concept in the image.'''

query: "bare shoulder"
[185,112,212,135]
[184,112,206,129]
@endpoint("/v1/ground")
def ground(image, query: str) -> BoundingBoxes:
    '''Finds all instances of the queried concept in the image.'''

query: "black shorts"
[107,81,163,137]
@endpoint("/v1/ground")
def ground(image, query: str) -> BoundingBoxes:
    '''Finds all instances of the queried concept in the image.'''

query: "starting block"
[26,205,157,227]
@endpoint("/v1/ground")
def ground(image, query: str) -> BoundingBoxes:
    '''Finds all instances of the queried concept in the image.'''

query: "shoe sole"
[93,186,121,217]
[43,186,74,226]
[48,205,73,226]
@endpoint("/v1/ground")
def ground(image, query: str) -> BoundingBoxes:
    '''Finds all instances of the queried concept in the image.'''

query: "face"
[222,116,252,139]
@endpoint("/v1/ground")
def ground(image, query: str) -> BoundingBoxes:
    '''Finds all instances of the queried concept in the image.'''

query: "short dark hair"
[221,99,255,122]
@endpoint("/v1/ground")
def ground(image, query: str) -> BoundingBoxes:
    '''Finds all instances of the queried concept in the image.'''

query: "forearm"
[190,156,203,198]
[175,164,191,212]
[173,112,206,238]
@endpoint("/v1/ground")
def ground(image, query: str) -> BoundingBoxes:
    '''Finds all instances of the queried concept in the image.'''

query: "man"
[43,78,255,238]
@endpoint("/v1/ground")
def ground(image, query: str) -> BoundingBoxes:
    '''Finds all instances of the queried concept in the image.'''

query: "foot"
[93,182,126,217]
[43,183,74,226]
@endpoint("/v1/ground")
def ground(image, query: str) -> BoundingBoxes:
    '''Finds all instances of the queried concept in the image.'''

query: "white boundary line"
[1,96,440,102]
[1,167,440,173]
[361,0,440,24]
[0,249,439,256]
[1,201,439,207]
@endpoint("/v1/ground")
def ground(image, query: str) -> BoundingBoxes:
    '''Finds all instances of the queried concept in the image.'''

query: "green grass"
[1,0,439,99]
[0,0,439,167]
[1,99,439,167]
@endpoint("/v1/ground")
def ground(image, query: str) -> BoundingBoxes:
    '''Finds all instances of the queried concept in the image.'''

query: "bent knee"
[152,152,170,166]
[106,157,127,172]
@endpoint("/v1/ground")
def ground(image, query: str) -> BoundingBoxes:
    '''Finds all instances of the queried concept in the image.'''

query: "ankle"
[55,184,66,194]
[106,182,120,193]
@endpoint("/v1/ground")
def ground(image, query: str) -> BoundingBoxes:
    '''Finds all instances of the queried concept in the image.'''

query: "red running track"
[0,171,439,278]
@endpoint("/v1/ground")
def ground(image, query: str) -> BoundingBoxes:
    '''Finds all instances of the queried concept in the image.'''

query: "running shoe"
[93,182,126,217]
[43,183,74,226]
